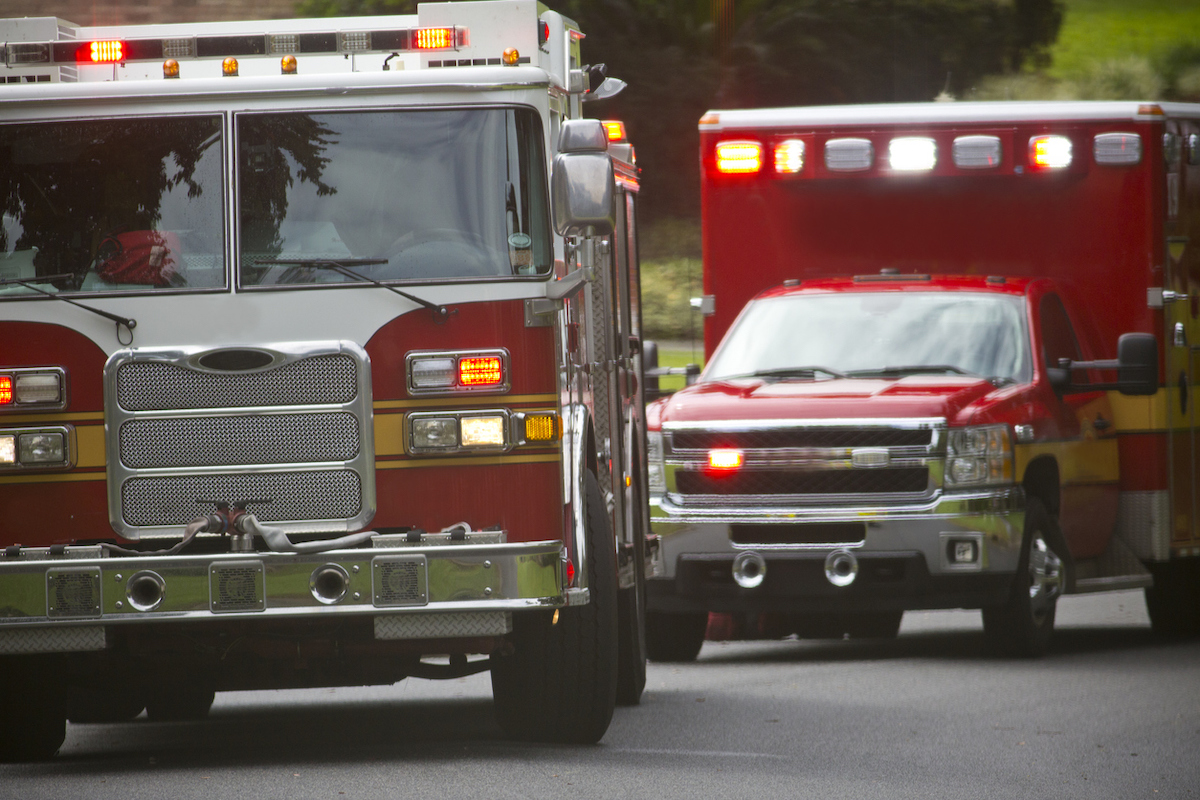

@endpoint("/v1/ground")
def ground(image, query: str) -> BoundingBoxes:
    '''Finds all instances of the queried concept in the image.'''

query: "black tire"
[645,611,708,662]
[145,687,216,722]
[982,498,1064,657]
[1145,559,1200,637]
[67,686,145,724]
[615,539,648,705]
[0,671,65,762]
[491,471,618,743]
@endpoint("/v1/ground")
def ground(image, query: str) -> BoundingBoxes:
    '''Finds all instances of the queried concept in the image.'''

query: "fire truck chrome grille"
[731,522,867,545]
[122,470,362,527]
[675,468,929,496]
[120,412,360,468]
[116,354,357,411]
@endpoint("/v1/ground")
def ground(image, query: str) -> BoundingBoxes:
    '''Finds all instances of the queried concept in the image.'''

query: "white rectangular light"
[18,432,65,464]
[1094,132,1142,165]
[460,415,506,448]
[0,435,14,465]
[888,137,937,171]
[14,373,61,405]
[411,417,458,449]
[410,357,457,389]
[824,138,874,172]
[952,135,1002,169]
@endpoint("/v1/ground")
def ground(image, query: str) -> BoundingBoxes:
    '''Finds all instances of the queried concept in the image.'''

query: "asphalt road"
[3,590,1197,800]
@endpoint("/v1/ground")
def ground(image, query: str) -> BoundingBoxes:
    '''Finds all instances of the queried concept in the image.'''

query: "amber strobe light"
[715,141,763,174]
[0,377,11,406]
[459,356,503,387]
[524,413,561,442]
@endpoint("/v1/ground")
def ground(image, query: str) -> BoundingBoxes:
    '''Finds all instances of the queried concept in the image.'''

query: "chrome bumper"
[0,540,563,654]
[650,486,1026,580]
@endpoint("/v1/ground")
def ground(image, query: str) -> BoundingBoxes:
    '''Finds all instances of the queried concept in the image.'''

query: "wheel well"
[1022,456,1060,518]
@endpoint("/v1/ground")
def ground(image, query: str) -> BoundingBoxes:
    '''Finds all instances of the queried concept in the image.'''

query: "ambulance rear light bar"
[952,135,1002,169]
[4,26,467,67]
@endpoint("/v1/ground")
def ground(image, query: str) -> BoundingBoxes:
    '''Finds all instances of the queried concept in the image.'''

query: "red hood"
[658,375,999,425]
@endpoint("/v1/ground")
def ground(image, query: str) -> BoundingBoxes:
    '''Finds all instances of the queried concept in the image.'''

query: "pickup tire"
[982,498,1064,657]
[491,470,618,743]
[1145,559,1200,637]
[645,611,708,662]
[615,529,647,706]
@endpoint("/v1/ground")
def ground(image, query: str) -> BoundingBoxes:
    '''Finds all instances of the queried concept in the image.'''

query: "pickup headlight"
[647,430,666,494]
[946,424,1012,486]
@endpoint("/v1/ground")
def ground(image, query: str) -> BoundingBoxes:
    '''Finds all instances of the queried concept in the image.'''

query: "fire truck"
[0,0,654,760]
[645,100,1200,661]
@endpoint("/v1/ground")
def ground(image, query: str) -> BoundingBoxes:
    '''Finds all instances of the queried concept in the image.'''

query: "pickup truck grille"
[665,419,944,506]
[105,343,376,539]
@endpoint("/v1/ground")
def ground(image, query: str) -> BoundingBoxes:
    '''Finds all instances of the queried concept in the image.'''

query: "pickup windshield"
[0,115,225,296]
[238,107,552,286]
[705,291,1032,386]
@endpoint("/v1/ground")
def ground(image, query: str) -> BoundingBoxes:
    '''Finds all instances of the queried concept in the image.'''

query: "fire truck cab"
[0,0,652,760]
[646,101,1200,661]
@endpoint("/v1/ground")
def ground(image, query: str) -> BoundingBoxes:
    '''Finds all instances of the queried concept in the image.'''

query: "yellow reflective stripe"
[1014,438,1120,484]
[76,425,106,468]
[377,453,560,470]
[375,413,405,457]
[374,393,557,410]
[0,411,104,424]
[1107,390,1170,433]
[0,471,105,484]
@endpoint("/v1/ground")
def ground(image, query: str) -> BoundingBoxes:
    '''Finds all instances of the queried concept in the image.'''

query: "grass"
[1048,0,1200,81]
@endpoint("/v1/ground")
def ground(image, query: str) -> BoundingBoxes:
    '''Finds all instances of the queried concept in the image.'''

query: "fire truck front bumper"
[646,487,1025,614]
[0,539,566,655]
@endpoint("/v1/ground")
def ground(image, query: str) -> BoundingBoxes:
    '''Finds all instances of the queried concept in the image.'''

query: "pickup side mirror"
[1051,332,1159,396]
[643,340,661,402]
[551,120,615,236]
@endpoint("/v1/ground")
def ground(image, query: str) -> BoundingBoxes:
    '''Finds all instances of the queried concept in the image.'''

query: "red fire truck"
[0,0,653,760]
[645,101,1200,661]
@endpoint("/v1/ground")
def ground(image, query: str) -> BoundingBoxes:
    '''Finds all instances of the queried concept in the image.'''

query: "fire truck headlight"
[18,432,66,465]
[411,417,458,450]
[460,415,506,448]
[0,435,15,465]
[410,357,457,390]
[946,424,1012,487]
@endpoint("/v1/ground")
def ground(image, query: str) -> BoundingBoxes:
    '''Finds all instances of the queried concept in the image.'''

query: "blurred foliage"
[641,255,702,339]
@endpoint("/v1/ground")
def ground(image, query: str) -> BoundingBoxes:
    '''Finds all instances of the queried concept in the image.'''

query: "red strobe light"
[0,376,11,406]
[459,356,503,387]
[83,40,124,63]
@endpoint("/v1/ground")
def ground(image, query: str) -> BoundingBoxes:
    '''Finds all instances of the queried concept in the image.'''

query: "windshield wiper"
[257,258,451,323]
[721,366,848,381]
[847,365,982,378]
[0,273,137,340]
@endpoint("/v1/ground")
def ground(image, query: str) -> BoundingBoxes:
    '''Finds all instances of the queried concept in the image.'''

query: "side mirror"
[643,340,661,402]
[551,120,615,236]
[1116,332,1158,396]
[1052,332,1158,396]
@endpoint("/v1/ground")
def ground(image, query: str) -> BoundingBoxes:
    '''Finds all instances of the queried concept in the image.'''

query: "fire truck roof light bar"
[13,27,467,66]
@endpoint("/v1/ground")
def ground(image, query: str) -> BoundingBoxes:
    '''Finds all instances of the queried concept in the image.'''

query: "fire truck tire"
[66,687,146,724]
[145,687,216,722]
[616,528,647,706]
[644,611,708,662]
[490,470,618,744]
[982,498,1063,657]
[1145,559,1200,637]
[0,674,65,762]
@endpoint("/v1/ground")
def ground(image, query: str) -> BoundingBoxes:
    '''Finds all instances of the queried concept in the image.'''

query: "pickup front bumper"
[0,537,564,655]
[647,486,1025,614]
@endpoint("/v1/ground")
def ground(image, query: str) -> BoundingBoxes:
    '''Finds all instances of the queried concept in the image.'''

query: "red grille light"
[0,377,11,406]
[459,356,503,387]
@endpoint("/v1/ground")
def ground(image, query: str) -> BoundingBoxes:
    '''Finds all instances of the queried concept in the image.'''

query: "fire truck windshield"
[705,291,1032,386]
[0,115,225,296]
[238,106,552,287]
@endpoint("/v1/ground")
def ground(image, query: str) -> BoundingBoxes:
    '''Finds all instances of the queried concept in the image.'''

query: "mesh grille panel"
[117,354,357,410]
[676,468,928,496]
[373,558,426,607]
[122,470,362,526]
[120,413,360,468]
[671,428,932,450]
[211,563,264,612]
[47,569,101,619]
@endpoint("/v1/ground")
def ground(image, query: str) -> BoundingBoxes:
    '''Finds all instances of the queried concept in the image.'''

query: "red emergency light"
[79,40,125,63]
[1029,135,1072,170]
[0,377,11,406]
[459,356,504,387]
[602,121,626,142]
[708,449,743,470]
[413,27,457,50]
[715,141,763,174]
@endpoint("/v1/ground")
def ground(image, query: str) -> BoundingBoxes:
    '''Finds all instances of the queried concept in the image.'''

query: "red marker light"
[414,27,455,50]
[602,120,626,142]
[1029,135,1072,169]
[0,377,11,405]
[708,449,743,470]
[715,140,762,174]
[85,40,124,63]
[459,356,503,387]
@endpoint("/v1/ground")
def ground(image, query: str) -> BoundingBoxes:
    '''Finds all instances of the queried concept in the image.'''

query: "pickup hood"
[659,376,998,425]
